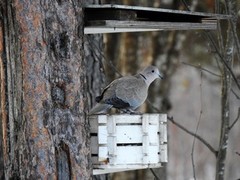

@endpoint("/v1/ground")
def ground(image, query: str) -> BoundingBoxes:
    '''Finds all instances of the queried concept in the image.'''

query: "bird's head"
[140,65,163,85]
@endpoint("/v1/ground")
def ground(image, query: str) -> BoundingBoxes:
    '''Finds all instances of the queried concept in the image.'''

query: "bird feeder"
[86,4,229,175]
[90,114,167,175]
[84,4,230,34]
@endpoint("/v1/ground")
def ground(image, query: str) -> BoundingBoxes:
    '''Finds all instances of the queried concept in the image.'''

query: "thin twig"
[224,0,240,61]
[150,168,160,180]
[229,107,240,130]
[215,0,225,56]
[167,116,218,157]
[236,152,240,157]
[86,35,123,77]
[184,0,240,96]
[191,70,203,180]
[182,62,221,77]
[204,31,240,92]
[231,89,240,100]
[182,0,240,93]
[181,0,191,11]
[148,102,218,157]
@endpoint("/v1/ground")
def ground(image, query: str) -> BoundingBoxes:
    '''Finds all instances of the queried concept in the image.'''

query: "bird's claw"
[120,109,142,115]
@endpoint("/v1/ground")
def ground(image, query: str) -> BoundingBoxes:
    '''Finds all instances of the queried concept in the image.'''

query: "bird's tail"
[88,104,112,115]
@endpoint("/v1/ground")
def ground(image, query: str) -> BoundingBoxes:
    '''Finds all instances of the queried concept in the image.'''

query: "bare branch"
[150,168,160,180]
[182,62,221,77]
[224,0,240,61]
[167,116,218,157]
[147,102,218,157]
[181,0,240,93]
[229,107,240,130]
[181,0,191,11]
[231,89,240,100]
[181,0,198,11]
[215,1,225,56]
[191,70,203,180]
[86,35,123,77]
[204,31,240,93]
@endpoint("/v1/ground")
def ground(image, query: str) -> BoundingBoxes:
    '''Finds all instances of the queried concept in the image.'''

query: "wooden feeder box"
[84,4,230,34]
[90,114,167,175]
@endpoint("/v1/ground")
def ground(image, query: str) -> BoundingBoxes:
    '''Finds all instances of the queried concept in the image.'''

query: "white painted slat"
[107,117,117,164]
[142,115,149,164]
[160,114,167,122]
[93,163,164,175]
[98,125,107,144]
[98,115,108,123]
[93,165,150,175]
[115,146,143,164]
[111,114,142,124]
[116,125,142,143]
[148,146,160,163]
[107,116,116,134]
[159,144,168,162]
[142,115,149,134]
[148,125,159,144]
[159,122,167,143]
[99,146,108,162]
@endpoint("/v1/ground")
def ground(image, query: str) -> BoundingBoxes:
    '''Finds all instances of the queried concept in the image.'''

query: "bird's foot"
[130,111,142,115]
[120,109,142,115]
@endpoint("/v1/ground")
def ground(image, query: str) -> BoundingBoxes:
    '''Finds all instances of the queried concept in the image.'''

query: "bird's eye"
[152,70,155,73]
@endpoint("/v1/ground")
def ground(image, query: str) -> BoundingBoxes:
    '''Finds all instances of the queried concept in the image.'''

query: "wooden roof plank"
[84,4,230,34]
[84,20,217,34]
[85,4,231,19]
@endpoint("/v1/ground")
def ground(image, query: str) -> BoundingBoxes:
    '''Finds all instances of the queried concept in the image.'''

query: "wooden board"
[84,4,230,34]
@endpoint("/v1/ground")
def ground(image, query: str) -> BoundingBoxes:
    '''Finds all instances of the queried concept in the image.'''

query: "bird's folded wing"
[103,95,130,109]
[115,76,147,103]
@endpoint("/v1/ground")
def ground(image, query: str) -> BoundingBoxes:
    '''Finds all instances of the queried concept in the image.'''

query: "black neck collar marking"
[140,73,147,80]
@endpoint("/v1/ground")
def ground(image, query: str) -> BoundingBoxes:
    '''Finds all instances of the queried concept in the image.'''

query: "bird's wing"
[115,76,147,108]
[99,77,133,108]
[103,95,130,109]
[96,76,147,109]
[95,77,122,103]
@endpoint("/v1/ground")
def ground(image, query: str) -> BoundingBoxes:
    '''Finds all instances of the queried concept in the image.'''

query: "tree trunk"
[85,34,109,180]
[215,31,232,180]
[0,18,5,179]
[0,0,91,179]
[215,0,236,179]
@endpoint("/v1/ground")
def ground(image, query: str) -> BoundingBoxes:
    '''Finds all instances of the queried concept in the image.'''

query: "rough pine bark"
[0,0,91,179]
[85,34,108,180]
[0,15,5,179]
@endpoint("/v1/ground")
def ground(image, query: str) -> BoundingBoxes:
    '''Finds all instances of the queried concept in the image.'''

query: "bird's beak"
[158,74,164,79]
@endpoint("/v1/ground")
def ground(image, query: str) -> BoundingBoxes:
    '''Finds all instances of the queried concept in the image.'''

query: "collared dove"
[89,65,163,115]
